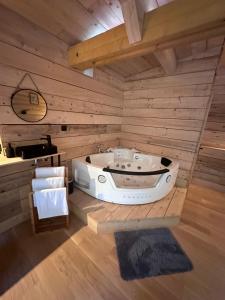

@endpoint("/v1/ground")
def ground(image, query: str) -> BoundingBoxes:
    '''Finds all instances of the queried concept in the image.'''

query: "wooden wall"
[0,6,122,233]
[192,45,225,190]
[0,4,224,233]
[94,66,124,91]
[121,38,224,187]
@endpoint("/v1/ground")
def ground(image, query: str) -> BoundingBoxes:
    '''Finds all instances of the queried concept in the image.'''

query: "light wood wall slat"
[0,65,122,108]
[0,106,122,125]
[0,13,122,233]
[0,41,122,99]
[124,97,209,109]
[0,86,122,116]
[0,5,69,66]
[122,53,219,187]
[124,71,215,91]
[123,107,207,120]
[122,116,203,131]
[122,125,200,142]
[193,56,225,188]
[120,132,197,152]
[94,67,124,91]
[124,84,212,99]
[1,124,121,144]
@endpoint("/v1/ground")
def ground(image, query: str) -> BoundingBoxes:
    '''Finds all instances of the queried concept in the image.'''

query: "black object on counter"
[6,143,15,158]
[15,143,57,159]
[15,135,57,159]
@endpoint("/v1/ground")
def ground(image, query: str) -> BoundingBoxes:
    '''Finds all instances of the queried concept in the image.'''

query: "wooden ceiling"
[67,0,225,70]
[0,0,173,45]
[1,0,223,81]
[100,36,224,79]
[101,53,161,78]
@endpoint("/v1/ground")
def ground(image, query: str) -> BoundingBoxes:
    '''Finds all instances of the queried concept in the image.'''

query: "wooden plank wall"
[193,42,225,190]
[121,37,224,187]
[93,66,124,91]
[0,4,224,233]
[0,6,122,233]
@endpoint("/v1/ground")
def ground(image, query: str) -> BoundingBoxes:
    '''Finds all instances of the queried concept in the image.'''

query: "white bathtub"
[72,148,179,205]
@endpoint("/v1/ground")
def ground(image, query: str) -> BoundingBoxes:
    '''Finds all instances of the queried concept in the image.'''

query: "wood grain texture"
[154,48,177,74]
[122,51,219,187]
[0,3,224,233]
[94,67,124,90]
[0,41,122,100]
[193,39,225,188]
[0,0,107,44]
[98,37,222,80]
[0,11,122,233]
[69,187,186,233]
[120,0,144,44]
[1,183,225,299]
[0,4,69,66]
[0,127,120,233]
[0,0,172,47]
[68,0,225,69]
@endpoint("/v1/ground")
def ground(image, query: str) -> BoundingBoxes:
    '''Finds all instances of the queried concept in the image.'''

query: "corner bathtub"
[72,148,179,205]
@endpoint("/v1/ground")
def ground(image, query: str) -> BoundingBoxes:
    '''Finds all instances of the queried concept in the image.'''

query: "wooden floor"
[69,187,187,233]
[1,183,225,299]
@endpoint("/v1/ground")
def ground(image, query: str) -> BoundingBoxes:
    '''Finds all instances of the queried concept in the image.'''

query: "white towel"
[32,177,64,191]
[33,187,68,219]
[35,166,65,178]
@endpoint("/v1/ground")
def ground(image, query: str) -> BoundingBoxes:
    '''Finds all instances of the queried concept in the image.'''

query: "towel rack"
[29,167,69,234]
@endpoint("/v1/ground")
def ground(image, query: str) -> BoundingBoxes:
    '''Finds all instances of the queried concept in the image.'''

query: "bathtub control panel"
[122,193,152,200]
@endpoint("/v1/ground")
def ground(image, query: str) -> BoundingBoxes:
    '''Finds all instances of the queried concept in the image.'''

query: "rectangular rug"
[114,227,193,281]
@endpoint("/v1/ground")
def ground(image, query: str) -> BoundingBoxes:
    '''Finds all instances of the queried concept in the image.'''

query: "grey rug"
[114,228,193,281]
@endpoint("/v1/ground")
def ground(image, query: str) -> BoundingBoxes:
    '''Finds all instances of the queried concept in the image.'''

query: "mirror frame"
[11,88,48,122]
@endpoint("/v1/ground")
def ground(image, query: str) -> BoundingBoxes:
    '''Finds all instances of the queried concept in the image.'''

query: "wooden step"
[69,187,187,233]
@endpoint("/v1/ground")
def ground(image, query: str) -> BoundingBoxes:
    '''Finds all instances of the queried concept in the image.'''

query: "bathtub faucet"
[97,145,104,153]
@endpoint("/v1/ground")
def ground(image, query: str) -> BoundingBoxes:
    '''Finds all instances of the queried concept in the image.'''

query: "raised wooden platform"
[69,187,187,233]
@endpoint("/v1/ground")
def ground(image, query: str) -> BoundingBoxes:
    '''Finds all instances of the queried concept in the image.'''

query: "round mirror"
[11,89,47,122]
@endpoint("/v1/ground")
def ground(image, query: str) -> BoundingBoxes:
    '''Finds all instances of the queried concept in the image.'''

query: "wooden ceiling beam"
[120,0,144,44]
[68,0,225,70]
[155,48,177,74]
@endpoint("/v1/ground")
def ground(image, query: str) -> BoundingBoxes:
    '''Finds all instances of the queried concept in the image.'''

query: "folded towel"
[33,187,68,219]
[32,177,64,191]
[35,166,65,178]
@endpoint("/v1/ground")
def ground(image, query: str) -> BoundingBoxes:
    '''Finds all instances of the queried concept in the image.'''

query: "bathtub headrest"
[85,156,91,164]
[161,157,172,167]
